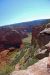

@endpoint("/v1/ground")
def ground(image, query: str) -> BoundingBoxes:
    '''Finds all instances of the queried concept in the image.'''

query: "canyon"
[0,19,50,75]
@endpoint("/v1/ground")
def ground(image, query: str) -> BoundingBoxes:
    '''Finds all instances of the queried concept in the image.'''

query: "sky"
[0,0,50,26]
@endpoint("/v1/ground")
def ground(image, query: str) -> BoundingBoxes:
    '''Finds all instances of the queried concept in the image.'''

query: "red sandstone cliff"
[31,23,50,48]
[0,29,22,51]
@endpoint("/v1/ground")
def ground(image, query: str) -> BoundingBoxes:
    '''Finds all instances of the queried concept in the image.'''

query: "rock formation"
[0,29,22,51]
[11,24,50,75]
[34,48,49,59]
[38,28,50,47]
[45,42,50,51]
[31,24,50,60]
[31,23,50,48]
[11,57,50,75]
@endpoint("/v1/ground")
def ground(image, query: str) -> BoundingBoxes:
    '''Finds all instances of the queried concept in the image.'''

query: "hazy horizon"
[0,0,50,26]
[0,18,50,26]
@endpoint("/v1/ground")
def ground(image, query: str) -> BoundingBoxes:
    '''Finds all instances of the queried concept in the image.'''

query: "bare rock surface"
[11,57,50,75]
[45,42,50,49]
[40,28,50,34]
[34,48,49,59]
[38,28,50,47]
[32,24,50,47]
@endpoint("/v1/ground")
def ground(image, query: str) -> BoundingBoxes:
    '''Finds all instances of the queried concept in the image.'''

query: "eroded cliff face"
[31,23,50,48]
[0,28,22,51]
[31,23,50,60]
[37,32,50,47]
[10,24,50,75]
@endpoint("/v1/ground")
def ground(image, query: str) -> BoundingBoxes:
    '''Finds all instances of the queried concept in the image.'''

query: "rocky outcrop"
[34,42,50,59]
[38,28,50,47]
[34,48,49,59]
[0,50,9,67]
[31,23,50,48]
[45,42,50,51]
[32,24,50,59]
[40,28,50,34]
[11,57,50,75]
[0,29,22,51]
